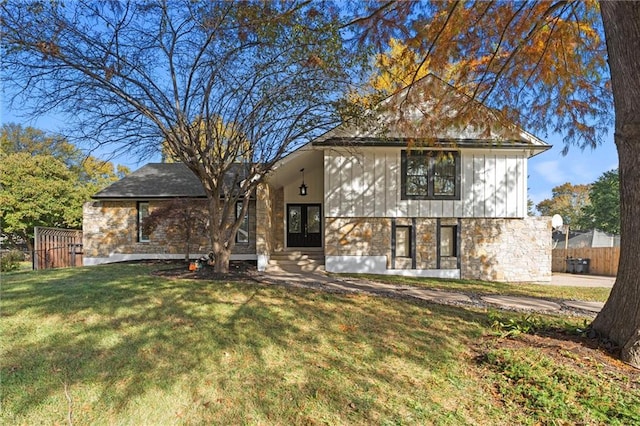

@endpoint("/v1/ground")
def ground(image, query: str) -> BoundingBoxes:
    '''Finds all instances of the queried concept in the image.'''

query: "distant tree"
[0,123,81,166]
[536,183,591,228]
[0,153,83,251]
[0,123,128,187]
[527,198,535,216]
[142,199,209,262]
[0,124,127,249]
[578,169,620,234]
[370,38,431,95]
[76,156,130,199]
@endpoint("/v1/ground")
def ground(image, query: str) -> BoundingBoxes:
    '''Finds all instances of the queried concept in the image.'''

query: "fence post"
[34,227,40,270]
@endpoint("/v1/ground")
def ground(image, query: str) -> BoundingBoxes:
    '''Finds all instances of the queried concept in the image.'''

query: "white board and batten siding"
[324,148,528,219]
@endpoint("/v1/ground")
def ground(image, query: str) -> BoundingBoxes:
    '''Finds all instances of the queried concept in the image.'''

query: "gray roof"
[93,163,206,199]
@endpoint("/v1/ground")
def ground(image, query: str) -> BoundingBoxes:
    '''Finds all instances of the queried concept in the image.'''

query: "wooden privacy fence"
[552,247,619,276]
[33,227,83,270]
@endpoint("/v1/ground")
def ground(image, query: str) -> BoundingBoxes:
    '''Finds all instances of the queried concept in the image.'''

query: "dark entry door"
[287,204,322,247]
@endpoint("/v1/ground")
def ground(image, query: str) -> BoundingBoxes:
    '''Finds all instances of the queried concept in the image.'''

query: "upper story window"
[401,150,460,200]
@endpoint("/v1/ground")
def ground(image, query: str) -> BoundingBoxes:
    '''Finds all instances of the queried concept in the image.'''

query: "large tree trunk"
[208,196,232,273]
[591,1,640,368]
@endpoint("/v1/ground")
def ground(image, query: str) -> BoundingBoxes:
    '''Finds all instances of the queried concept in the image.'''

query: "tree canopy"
[0,124,126,249]
[348,0,611,150]
[579,169,620,234]
[536,183,591,228]
[0,153,82,249]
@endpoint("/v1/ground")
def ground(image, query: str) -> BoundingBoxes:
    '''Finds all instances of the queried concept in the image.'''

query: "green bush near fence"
[0,250,25,272]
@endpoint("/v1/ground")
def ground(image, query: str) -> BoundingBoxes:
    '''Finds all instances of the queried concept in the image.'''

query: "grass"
[481,348,640,424]
[345,274,611,302]
[1,264,636,425]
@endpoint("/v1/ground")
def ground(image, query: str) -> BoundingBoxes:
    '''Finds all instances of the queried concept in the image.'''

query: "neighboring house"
[552,229,620,249]
[84,75,552,282]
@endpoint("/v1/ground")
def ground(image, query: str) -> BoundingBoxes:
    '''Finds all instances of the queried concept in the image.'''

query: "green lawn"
[1,264,637,425]
[345,274,611,302]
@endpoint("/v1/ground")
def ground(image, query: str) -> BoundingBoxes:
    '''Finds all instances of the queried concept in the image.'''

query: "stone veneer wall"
[325,217,391,266]
[83,199,256,262]
[324,216,551,282]
[460,216,551,282]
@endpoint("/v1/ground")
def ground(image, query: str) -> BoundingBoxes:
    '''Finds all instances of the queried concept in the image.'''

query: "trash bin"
[574,258,590,274]
[566,257,576,273]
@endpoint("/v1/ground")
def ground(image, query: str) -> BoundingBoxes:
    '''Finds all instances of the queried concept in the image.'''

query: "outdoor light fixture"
[299,168,308,196]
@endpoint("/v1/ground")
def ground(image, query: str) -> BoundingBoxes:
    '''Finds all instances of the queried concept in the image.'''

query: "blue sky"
[1,103,618,212]
[528,132,618,208]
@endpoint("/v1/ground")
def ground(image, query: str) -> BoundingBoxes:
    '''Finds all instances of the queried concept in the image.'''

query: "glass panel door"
[288,206,302,234]
[286,204,322,247]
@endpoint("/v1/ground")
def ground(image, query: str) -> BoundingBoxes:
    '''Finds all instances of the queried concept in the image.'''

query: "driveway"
[549,273,615,288]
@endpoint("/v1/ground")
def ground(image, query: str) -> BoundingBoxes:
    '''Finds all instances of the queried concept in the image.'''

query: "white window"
[236,201,249,243]
[440,225,457,257]
[138,201,150,242]
[395,226,411,258]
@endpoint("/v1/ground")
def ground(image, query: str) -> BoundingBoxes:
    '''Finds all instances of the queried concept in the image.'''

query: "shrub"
[0,250,25,272]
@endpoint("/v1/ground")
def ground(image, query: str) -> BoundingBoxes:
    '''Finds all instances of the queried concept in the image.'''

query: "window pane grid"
[402,151,459,200]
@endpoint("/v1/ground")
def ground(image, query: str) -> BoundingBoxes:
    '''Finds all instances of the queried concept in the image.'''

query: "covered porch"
[255,145,325,271]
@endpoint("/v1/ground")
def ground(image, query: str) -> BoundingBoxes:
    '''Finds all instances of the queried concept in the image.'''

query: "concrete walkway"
[256,269,610,316]
[550,273,615,288]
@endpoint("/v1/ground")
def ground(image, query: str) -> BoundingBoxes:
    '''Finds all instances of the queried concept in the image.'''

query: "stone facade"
[323,216,551,282]
[83,199,256,264]
[325,217,391,261]
[460,216,551,282]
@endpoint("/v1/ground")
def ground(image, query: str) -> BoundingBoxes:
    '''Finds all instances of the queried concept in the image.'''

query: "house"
[552,229,620,249]
[83,75,552,282]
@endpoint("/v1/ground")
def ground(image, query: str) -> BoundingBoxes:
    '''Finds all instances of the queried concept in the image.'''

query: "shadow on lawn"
[2,264,487,422]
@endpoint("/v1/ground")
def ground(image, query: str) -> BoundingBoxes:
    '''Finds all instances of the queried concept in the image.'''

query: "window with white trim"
[138,201,150,242]
[235,201,249,243]
[440,225,457,257]
[395,225,411,258]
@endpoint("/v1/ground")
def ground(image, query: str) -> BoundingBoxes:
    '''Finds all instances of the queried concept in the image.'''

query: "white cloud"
[533,160,568,185]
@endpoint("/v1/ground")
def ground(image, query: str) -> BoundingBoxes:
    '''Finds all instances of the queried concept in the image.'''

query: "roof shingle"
[93,163,206,199]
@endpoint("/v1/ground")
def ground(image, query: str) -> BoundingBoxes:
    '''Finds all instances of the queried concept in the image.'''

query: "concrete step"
[266,251,325,273]
[269,251,325,263]
[265,263,326,273]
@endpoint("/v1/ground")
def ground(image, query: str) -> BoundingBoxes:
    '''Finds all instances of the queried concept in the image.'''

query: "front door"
[287,204,322,247]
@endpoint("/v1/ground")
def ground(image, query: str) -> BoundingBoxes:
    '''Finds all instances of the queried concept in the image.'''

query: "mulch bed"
[149,260,259,281]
